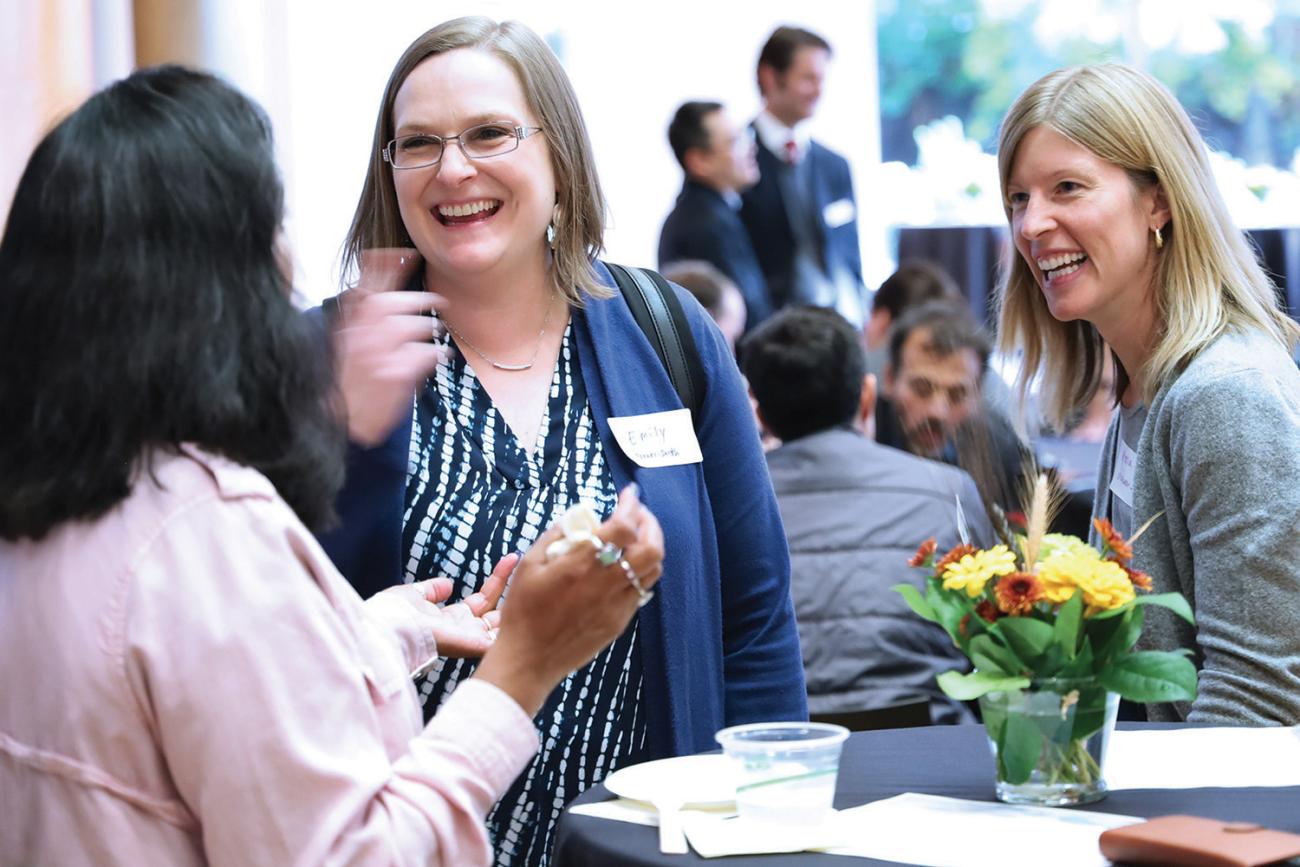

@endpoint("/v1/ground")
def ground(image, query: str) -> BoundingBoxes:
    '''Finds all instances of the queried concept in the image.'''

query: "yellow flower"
[1075,559,1136,615]
[1037,551,1135,614]
[941,545,1017,598]
[1036,533,1100,565]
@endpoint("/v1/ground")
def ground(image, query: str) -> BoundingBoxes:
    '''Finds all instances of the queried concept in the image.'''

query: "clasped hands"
[380,485,663,661]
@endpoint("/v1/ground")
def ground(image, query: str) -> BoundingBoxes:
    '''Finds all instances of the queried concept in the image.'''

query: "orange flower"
[935,543,979,574]
[1093,518,1133,563]
[908,538,938,568]
[1119,563,1153,591]
[995,572,1045,615]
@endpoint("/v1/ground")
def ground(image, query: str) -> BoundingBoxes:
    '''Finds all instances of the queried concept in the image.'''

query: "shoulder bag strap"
[605,262,705,426]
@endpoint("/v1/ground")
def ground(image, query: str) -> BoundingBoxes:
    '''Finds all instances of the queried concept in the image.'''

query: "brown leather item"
[1099,815,1300,866]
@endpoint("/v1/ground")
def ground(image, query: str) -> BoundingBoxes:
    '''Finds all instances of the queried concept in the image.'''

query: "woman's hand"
[474,486,665,716]
[334,248,447,446]
[416,553,515,658]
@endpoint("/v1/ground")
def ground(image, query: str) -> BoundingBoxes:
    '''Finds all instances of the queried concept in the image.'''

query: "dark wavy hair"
[0,65,345,541]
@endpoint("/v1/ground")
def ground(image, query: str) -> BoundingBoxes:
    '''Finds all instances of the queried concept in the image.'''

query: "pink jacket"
[0,446,537,866]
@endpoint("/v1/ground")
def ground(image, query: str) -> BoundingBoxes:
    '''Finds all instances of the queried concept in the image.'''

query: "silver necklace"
[440,296,557,372]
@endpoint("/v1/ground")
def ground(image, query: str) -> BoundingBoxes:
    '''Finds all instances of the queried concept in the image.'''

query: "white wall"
[265,0,881,302]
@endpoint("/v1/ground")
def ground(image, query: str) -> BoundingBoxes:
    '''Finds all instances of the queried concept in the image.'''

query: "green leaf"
[1053,593,1083,658]
[999,710,1042,784]
[928,586,971,645]
[892,583,938,623]
[1099,651,1198,703]
[1094,606,1143,664]
[1087,599,1135,621]
[937,669,1031,701]
[998,616,1055,663]
[1135,592,1195,625]
[969,634,1023,676]
[1057,640,1096,680]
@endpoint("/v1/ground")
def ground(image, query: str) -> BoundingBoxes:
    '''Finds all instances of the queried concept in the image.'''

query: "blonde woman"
[996,64,1300,724]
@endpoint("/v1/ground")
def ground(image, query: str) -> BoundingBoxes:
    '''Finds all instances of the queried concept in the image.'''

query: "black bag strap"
[605,262,705,426]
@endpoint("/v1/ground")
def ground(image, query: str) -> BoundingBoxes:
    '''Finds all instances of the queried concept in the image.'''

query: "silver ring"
[595,541,623,567]
[618,558,653,608]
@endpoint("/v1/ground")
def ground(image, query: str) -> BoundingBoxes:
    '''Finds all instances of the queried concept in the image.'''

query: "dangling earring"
[1153,225,1164,250]
[546,203,561,250]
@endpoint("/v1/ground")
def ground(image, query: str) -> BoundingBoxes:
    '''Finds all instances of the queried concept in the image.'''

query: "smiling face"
[763,46,828,126]
[692,109,759,193]
[391,48,555,287]
[1006,126,1168,332]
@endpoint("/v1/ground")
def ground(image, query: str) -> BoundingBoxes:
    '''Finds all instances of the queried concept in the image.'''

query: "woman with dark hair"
[0,65,663,866]
[323,16,806,866]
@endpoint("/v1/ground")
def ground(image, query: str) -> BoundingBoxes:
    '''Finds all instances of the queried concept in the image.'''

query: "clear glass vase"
[977,678,1119,806]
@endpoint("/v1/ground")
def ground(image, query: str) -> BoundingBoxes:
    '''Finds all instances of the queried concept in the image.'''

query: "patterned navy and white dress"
[403,318,647,867]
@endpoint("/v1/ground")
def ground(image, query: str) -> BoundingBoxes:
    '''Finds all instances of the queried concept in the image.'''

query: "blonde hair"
[342,16,610,304]
[995,63,1299,428]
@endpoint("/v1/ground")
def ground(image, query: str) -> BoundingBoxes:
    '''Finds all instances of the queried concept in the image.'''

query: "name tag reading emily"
[607,409,703,468]
[1109,438,1138,508]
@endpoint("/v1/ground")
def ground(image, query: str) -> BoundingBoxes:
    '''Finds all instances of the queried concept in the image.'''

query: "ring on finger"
[618,558,654,608]
[595,541,623,567]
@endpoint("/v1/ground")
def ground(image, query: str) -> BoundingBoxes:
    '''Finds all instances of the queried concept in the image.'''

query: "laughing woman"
[320,17,806,866]
[996,64,1300,724]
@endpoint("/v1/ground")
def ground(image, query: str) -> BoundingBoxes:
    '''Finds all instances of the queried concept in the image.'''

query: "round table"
[553,723,1300,866]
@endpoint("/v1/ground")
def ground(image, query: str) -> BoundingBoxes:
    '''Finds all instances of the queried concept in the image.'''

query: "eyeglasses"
[383,122,544,170]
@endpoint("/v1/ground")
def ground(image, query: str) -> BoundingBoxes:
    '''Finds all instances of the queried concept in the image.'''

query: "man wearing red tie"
[741,26,867,326]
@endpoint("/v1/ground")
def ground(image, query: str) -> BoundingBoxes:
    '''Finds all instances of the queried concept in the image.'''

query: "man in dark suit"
[658,101,773,328]
[741,26,866,325]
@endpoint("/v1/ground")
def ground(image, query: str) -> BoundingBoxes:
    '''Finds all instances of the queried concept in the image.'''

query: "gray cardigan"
[1092,329,1300,724]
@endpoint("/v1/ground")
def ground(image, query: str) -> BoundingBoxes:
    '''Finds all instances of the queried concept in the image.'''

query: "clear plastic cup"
[715,722,849,825]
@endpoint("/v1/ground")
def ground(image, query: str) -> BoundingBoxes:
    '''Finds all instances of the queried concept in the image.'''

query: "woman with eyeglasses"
[0,65,664,866]
[322,17,807,866]
[996,64,1300,724]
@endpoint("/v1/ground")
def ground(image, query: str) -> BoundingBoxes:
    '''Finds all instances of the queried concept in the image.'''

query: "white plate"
[602,754,738,807]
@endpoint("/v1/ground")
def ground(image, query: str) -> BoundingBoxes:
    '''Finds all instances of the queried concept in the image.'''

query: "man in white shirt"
[740,26,866,326]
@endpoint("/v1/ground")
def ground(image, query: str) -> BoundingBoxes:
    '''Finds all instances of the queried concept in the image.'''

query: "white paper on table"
[822,793,1140,867]
[680,812,851,859]
[1106,726,1300,790]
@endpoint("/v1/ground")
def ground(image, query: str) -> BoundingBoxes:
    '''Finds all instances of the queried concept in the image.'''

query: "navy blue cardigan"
[316,262,808,758]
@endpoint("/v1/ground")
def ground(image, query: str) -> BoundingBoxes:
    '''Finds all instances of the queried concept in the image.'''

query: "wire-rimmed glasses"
[382,122,543,169]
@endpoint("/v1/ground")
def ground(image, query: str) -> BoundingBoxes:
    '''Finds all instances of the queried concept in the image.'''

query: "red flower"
[935,544,979,574]
[994,572,1045,615]
[958,603,1000,638]
[1005,511,1028,531]
[908,538,938,568]
[1093,517,1134,563]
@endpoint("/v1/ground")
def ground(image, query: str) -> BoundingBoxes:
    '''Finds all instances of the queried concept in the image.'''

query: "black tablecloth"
[553,723,1300,867]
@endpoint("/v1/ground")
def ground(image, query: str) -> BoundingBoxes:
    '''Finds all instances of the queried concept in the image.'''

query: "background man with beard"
[875,302,1028,518]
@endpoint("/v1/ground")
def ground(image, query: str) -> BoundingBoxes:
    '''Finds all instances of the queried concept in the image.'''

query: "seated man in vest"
[740,306,988,724]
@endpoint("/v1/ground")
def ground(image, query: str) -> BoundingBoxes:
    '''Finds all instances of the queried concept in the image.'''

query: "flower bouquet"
[894,478,1197,805]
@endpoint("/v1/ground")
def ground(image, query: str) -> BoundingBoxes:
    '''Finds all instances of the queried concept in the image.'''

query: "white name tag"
[607,408,703,468]
[823,198,856,229]
[1109,439,1138,508]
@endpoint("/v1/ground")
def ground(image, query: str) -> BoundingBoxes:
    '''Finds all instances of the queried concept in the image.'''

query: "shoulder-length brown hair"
[341,16,610,304]
[995,63,1299,428]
